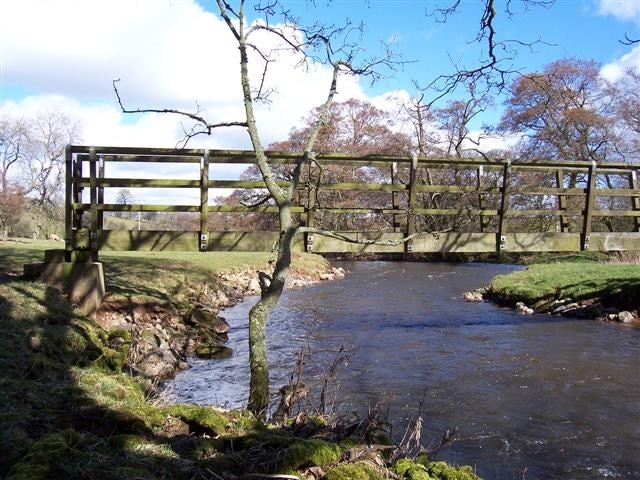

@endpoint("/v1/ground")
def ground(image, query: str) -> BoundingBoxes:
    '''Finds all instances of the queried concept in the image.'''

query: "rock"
[553,305,567,314]
[139,354,167,377]
[319,272,334,281]
[213,289,229,306]
[196,345,233,359]
[463,291,483,302]
[247,277,261,293]
[331,267,345,278]
[515,302,534,315]
[191,309,230,334]
[618,311,636,324]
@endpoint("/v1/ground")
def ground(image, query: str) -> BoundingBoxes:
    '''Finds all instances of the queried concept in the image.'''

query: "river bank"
[1,239,479,480]
[480,259,640,324]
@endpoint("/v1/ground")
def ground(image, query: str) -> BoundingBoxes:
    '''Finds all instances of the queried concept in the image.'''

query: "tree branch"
[112,79,247,147]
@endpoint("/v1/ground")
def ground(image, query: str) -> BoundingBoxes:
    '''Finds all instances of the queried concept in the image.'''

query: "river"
[167,261,640,480]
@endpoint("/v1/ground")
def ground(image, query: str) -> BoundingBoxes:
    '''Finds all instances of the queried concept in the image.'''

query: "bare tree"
[23,111,82,207]
[613,69,640,162]
[114,0,563,418]
[0,117,29,237]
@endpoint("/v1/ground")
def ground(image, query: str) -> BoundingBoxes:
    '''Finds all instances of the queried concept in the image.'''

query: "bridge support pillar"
[23,249,105,319]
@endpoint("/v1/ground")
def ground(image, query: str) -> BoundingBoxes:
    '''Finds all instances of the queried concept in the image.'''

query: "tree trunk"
[247,210,297,417]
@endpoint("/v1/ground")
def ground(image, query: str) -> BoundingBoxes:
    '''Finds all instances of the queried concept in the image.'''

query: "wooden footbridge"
[63,145,640,259]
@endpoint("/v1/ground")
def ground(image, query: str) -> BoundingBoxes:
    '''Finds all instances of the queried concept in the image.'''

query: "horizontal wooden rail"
[64,145,640,256]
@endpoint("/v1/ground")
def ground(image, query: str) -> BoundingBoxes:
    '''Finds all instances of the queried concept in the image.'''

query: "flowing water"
[167,262,640,479]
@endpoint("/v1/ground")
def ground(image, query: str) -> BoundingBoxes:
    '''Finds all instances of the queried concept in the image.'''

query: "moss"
[393,457,432,479]
[163,404,230,436]
[427,461,481,480]
[281,438,343,470]
[324,461,387,480]
[7,430,84,480]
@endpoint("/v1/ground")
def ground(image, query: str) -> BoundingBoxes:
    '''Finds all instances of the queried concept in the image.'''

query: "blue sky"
[1,0,638,170]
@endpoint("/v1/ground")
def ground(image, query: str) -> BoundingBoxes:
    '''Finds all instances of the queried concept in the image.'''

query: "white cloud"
[600,44,640,81]
[1,0,373,152]
[597,0,640,23]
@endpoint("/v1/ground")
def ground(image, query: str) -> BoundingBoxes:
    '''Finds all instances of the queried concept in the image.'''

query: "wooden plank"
[589,232,640,251]
[581,161,597,250]
[497,161,512,251]
[391,162,402,232]
[632,170,640,232]
[77,154,201,163]
[78,178,202,188]
[89,147,98,261]
[200,151,209,251]
[80,203,200,213]
[96,230,302,252]
[311,232,405,253]
[97,155,105,232]
[414,208,499,216]
[64,145,73,260]
[556,168,569,232]
[406,155,418,253]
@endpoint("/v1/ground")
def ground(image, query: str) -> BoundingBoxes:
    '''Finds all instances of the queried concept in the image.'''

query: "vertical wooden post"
[476,165,488,232]
[305,155,318,251]
[630,169,639,232]
[199,150,210,251]
[97,155,105,232]
[64,145,73,261]
[391,162,402,232]
[497,160,512,251]
[89,147,98,261]
[581,161,597,250]
[556,168,569,232]
[405,154,418,253]
[72,152,83,233]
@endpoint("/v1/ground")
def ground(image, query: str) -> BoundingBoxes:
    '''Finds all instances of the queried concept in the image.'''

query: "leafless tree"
[114,0,565,418]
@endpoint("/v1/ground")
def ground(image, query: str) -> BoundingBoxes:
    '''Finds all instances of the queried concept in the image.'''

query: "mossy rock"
[163,405,230,437]
[427,461,481,480]
[7,429,85,480]
[324,461,388,480]
[196,345,233,359]
[281,438,343,470]
[393,457,432,480]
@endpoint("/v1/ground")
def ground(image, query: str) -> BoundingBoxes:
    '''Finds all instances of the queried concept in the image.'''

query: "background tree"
[499,58,618,163]
[613,69,640,162]
[0,111,80,238]
[499,58,628,232]
[0,116,28,238]
[222,99,413,232]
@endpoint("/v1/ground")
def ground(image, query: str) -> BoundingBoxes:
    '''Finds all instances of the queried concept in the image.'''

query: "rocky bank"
[95,264,346,385]
[463,287,640,325]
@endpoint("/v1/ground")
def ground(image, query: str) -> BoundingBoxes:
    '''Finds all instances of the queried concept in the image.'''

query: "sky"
[1,0,639,203]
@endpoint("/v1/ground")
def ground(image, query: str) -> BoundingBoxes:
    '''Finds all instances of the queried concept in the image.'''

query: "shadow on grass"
[0,264,370,480]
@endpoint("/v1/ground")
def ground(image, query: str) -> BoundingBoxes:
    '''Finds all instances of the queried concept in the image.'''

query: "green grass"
[1,238,482,479]
[490,261,640,308]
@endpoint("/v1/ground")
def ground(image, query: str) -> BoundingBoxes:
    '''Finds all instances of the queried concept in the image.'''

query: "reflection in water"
[167,262,640,480]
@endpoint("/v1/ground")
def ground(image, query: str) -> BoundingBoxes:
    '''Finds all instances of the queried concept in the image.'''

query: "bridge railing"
[64,145,640,259]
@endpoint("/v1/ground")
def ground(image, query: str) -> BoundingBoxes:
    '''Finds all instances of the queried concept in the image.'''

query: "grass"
[490,256,640,309]
[1,238,480,479]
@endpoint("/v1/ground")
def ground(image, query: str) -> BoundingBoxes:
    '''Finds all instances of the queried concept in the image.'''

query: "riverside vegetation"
[0,239,479,480]
[486,252,640,323]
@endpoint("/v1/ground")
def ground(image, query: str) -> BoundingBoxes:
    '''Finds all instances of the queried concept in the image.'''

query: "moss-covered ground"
[1,239,480,479]
[489,254,640,310]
